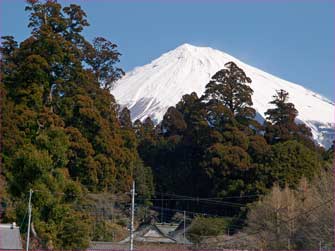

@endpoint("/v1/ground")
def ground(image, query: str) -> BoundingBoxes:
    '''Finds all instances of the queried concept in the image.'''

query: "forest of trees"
[0,0,333,249]
[137,63,327,215]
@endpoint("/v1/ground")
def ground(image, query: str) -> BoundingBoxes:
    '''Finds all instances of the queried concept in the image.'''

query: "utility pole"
[183,210,186,244]
[130,181,135,251]
[111,201,114,223]
[26,189,33,251]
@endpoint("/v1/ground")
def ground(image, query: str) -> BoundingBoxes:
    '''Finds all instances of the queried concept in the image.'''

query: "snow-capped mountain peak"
[112,44,334,148]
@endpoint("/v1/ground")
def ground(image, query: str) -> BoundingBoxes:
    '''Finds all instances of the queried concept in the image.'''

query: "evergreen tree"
[265,89,298,127]
[119,107,132,129]
[264,89,313,146]
[84,37,124,90]
[161,107,187,136]
[204,61,256,124]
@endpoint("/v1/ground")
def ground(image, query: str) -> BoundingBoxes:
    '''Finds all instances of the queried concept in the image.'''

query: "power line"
[78,193,249,208]
[150,192,254,207]
[150,205,234,218]
[154,191,261,200]
[19,208,28,230]
[136,198,246,208]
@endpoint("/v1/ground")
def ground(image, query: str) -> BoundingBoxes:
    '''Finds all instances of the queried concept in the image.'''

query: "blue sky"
[1,0,334,100]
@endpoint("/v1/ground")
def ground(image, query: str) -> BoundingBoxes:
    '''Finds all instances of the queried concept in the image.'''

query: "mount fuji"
[112,43,334,148]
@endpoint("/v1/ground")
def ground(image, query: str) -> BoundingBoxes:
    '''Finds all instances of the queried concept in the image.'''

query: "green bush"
[187,216,231,243]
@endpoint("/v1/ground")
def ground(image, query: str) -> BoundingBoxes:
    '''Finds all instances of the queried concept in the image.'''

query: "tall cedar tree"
[204,61,256,126]
[264,89,314,148]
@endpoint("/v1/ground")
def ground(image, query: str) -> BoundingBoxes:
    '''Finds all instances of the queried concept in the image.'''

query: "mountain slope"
[112,43,334,148]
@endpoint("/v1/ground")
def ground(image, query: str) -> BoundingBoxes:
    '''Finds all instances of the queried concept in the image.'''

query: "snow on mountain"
[112,43,334,148]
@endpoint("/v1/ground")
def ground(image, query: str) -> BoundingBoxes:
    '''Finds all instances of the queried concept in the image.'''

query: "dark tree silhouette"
[204,61,255,122]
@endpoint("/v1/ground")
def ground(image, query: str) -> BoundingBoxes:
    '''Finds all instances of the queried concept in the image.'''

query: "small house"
[119,218,192,245]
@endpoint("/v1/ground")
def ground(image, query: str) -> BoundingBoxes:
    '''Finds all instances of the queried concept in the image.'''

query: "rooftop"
[0,223,23,250]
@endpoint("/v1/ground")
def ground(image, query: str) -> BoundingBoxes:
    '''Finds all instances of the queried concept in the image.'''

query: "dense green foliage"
[187,216,232,244]
[264,89,316,149]
[0,0,152,248]
[137,61,326,219]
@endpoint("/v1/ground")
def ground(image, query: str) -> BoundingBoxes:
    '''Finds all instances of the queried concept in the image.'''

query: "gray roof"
[0,223,23,250]
[119,222,193,245]
[155,223,179,237]
[120,224,176,244]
